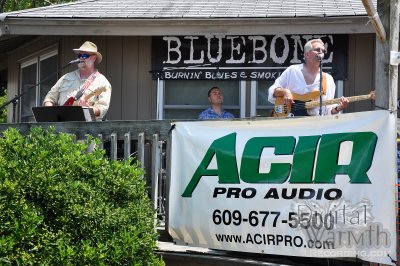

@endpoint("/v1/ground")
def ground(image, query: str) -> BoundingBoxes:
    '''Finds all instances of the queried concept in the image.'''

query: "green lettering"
[290,135,320,183]
[181,133,239,197]
[314,132,377,183]
[240,136,295,183]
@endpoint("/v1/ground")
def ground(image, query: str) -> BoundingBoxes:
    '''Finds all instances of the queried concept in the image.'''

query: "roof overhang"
[0,35,37,59]
[0,16,374,37]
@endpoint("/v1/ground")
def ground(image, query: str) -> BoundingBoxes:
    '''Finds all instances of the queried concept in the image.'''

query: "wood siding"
[7,36,154,122]
[346,34,376,113]
[6,34,379,122]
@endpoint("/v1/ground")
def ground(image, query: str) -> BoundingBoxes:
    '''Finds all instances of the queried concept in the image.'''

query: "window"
[157,79,344,120]
[158,80,245,119]
[20,50,58,122]
[251,80,275,117]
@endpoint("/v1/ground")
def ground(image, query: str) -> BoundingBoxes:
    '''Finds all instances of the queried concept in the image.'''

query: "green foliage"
[0,0,76,13]
[0,127,164,265]
[0,89,7,123]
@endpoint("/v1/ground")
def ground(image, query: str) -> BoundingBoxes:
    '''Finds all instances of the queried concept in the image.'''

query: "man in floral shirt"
[198,87,234,120]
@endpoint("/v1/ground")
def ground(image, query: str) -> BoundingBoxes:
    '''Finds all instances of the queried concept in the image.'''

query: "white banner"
[168,110,397,265]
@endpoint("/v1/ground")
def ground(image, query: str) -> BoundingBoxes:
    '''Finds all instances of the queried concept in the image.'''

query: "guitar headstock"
[93,87,107,96]
[83,87,108,102]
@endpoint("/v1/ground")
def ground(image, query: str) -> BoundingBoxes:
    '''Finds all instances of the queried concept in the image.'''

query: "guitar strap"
[74,71,99,101]
[322,73,327,95]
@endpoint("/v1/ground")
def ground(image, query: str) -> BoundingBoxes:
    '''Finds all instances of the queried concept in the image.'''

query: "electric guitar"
[63,87,107,106]
[273,90,375,117]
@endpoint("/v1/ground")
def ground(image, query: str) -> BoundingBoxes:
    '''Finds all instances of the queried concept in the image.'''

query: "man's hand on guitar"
[76,98,89,107]
[283,89,294,108]
[274,87,294,108]
[76,98,100,116]
[332,96,349,114]
[339,96,349,110]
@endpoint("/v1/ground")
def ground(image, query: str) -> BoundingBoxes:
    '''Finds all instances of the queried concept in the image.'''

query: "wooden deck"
[155,240,368,266]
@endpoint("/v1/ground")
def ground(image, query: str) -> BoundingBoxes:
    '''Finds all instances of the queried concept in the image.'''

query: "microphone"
[68,58,81,64]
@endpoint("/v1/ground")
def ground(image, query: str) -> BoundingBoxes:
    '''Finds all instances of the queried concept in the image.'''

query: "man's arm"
[91,86,111,119]
[272,87,294,107]
[92,106,100,116]
[267,67,290,104]
[330,97,349,115]
[273,87,290,97]
[43,76,63,106]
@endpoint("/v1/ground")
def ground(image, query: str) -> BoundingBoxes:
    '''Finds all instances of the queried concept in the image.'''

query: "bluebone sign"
[152,34,348,80]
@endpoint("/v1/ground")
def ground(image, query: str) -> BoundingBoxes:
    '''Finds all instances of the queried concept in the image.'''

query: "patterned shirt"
[198,107,235,120]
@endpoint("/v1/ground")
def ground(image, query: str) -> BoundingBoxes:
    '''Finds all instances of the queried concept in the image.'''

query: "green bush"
[0,90,7,123]
[0,127,164,266]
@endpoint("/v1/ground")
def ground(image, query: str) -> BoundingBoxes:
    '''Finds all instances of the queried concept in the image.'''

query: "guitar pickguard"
[273,100,310,117]
[291,101,309,116]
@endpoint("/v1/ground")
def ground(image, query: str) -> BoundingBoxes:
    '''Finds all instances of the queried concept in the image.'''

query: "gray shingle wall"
[2,0,371,19]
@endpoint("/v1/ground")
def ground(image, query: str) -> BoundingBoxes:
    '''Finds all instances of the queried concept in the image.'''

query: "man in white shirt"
[268,38,348,116]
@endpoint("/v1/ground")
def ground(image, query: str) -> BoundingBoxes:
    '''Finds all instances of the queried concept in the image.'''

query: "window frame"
[19,49,58,122]
[157,80,246,120]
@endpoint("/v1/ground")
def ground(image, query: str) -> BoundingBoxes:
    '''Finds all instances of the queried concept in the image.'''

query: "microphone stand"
[318,55,323,116]
[0,59,78,123]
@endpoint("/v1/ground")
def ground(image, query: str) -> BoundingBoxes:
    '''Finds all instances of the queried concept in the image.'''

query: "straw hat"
[73,41,102,64]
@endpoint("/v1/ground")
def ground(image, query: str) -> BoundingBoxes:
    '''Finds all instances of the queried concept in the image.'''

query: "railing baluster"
[0,120,176,230]
[84,133,95,153]
[158,140,166,218]
[165,135,172,230]
[97,134,103,150]
[137,132,145,178]
[151,133,160,227]
[124,132,131,161]
[110,133,117,161]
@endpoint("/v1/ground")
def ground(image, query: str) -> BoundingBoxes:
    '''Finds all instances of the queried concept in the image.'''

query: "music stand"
[32,106,95,122]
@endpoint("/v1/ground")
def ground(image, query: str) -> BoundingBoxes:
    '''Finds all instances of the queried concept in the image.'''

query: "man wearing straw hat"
[43,41,112,120]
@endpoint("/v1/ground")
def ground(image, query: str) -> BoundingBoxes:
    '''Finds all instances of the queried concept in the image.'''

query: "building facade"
[0,0,378,122]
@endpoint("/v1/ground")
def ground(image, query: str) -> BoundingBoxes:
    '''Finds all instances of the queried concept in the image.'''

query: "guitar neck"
[306,94,371,108]
[84,87,106,101]
[84,91,96,101]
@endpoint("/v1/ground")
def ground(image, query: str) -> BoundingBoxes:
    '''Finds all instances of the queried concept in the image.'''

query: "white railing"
[0,120,175,222]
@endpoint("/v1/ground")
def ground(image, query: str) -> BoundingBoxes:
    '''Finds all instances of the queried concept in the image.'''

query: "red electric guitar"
[63,87,106,106]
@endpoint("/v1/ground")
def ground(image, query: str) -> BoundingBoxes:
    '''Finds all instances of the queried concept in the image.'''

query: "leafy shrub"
[0,127,164,265]
[0,89,7,123]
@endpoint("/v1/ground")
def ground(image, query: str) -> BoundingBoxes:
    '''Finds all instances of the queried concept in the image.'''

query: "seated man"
[199,86,235,120]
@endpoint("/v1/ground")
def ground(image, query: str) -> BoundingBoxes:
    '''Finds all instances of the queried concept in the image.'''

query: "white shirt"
[268,64,336,116]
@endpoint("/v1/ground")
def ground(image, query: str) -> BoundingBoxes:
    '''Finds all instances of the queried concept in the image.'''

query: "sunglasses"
[77,53,91,59]
[313,47,326,53]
